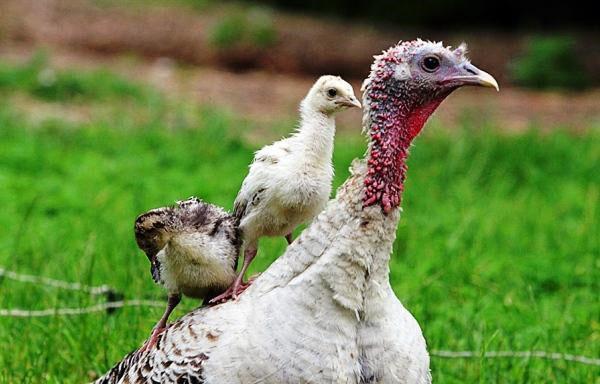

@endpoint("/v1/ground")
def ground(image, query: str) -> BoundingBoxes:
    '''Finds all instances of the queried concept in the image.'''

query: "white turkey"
[133,197,241,349]
[211,75,361,302]
[96,40,498,383]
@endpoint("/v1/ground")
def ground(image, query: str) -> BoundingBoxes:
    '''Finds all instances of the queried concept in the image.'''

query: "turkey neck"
[362,78,444,214]
[318,79,447,311]
[293,102,336,164]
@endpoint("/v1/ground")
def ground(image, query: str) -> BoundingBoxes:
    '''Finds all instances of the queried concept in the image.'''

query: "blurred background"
[0,0,598,382]
[1,0,599,132]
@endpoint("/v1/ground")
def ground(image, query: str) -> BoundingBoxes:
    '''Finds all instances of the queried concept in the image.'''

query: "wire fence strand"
[0,266,113,295]
[430,350,600,366]
[0,300,164,317]
[1,267,599,367]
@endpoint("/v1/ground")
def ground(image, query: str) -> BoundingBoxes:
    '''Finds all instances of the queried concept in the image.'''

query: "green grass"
[0,52,159,103]
[0,69,598,383]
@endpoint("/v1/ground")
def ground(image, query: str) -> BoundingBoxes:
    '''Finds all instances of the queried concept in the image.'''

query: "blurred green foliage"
[209,14,246,48]
[209,8,277,49]
[248,8,278,48]
[0,52,158,103]
[510,36,588,90]
[94,0,213,11]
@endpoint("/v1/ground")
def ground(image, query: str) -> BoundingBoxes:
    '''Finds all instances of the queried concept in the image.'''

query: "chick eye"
[327,88,337,97]
[422,56,440,72]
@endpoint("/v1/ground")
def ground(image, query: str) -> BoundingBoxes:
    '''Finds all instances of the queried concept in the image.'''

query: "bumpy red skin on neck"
[363,64,446,214]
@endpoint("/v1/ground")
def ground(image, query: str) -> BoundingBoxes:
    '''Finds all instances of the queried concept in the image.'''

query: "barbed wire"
[0,266,113,295]
[1,267,598,367]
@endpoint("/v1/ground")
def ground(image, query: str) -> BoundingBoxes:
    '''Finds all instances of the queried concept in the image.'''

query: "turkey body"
[205,75,361,303]
[135,197,241,301]
[98,163,430,384]
[154,230,238,299]
[235,137,333,242]
[233,74,358,250]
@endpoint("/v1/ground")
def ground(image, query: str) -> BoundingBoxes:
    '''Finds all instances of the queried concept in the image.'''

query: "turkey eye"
[422,56,440,72]
[327,88,337,97]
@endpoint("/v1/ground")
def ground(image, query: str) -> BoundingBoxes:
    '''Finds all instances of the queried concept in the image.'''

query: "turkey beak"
[443,63,499,91]
[337,96,362,108]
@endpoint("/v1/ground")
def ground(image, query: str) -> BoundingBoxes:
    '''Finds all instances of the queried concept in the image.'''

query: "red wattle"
[363,99,443,213]
[406,100,442,141]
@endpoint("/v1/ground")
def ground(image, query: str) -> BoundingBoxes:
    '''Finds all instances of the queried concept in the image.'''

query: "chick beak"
[443,62,499,91]
[338,96,362,108]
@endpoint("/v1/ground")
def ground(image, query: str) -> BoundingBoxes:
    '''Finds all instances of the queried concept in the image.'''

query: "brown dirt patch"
[1,43,598,136]
[2,0,598,85]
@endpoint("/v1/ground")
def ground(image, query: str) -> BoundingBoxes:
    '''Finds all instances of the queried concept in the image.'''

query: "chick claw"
[209,274,259,304]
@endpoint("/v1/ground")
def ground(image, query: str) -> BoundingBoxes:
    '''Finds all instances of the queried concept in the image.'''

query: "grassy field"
[0,61,598,383]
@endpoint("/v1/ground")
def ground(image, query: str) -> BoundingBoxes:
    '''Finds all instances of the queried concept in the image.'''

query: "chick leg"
[210,246,257,303]
[233,246,257,298]
[285,232,294,245]
[141,293,181,352]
